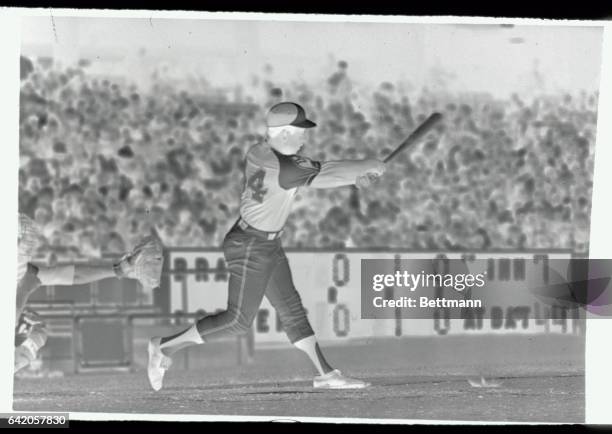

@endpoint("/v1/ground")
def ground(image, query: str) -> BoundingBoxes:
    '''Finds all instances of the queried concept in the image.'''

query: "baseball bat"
[350,112,443,218]
[383,112,443,163]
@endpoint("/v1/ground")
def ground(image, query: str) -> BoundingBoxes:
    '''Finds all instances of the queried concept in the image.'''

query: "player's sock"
[293,335,334,376]
[159,324,204,356]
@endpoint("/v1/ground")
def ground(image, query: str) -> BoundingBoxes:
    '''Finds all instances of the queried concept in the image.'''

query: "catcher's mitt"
[114,236,164,290]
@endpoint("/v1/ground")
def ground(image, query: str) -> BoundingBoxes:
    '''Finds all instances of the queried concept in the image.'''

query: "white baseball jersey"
[240,143,321,232]
[239,142,382,232]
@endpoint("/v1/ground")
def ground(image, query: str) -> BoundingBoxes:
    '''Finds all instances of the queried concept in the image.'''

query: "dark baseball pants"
[195,225,315,343]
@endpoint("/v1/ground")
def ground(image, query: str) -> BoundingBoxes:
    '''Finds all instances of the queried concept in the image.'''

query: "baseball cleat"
[147,337,172,391]
[313,369,370,389]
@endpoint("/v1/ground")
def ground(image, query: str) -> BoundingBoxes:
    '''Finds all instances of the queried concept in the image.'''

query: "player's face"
[283,127,307,155]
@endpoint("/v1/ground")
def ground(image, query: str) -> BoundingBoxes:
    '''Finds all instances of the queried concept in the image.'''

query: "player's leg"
[160,237,274,352]
[14,346,33,373]
[14,261,120,373]
[16,264,43,320]
[15,264,47,374]
[264,254,332,375]
[147,234,276,390]
[264,251,370,389]
[14,311,48,374]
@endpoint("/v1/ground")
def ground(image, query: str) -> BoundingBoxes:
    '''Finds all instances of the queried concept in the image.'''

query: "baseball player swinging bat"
[356,112,443,188]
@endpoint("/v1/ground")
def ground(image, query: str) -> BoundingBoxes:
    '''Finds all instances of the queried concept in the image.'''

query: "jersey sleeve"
[309,160,380,189]
[273,151,322,190]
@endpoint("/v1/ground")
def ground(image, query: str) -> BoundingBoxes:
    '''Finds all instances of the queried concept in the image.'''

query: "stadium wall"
[166,249,582,344]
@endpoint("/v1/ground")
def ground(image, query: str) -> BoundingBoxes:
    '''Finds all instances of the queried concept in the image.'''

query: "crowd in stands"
[18,55,597,257]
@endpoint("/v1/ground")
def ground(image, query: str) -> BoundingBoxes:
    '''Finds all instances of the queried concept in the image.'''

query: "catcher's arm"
[18,262,124,319]
[36,263,116,286]
[33,236,163,287]
[32,236,163,291]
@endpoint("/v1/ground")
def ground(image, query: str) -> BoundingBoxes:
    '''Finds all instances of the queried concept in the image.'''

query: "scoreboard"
[167,250,582,343]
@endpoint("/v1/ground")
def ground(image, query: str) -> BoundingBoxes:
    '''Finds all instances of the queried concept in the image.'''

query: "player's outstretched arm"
[33,236,163,289]
[309,159,386,189]
[36,263,119,286]
[16,263,120,317]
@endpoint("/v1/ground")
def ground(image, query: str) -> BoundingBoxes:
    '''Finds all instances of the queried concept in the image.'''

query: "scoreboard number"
[333,304,350,337]
[332,253,350,287]
[331,255,351,337]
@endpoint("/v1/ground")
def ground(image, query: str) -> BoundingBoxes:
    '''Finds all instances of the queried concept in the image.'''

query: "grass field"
[13,334,585,423]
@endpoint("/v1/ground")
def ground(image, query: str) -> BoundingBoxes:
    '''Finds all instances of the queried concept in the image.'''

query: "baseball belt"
[236,217,284,241]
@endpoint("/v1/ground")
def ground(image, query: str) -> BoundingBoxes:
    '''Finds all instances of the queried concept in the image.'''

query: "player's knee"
[227,306,255,334]
[233,324,249,335]
[233,315,253,335]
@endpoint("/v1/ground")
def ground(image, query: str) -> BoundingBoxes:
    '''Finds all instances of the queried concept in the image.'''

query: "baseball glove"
[114,236,164,290]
